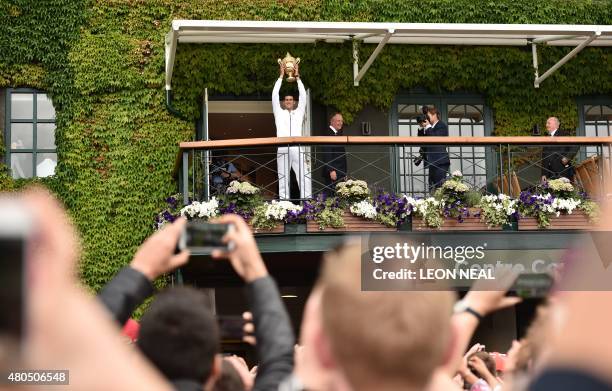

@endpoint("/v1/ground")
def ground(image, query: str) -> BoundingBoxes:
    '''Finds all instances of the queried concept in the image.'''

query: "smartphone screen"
[217,315,245,341]
[180,222,234,252]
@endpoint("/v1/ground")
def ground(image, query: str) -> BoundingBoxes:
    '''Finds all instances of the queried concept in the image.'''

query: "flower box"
[412,208,502,231]
[306,210,396,232]
[518,210,591,230]
[247,220,285,234]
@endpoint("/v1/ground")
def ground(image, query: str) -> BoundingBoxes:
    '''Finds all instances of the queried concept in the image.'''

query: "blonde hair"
[319,243,455,390]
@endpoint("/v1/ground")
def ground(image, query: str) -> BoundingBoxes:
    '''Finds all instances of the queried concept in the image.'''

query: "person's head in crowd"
[282,94,297,111]
[137,286,221,388]
[467,351,497,380]
[329,112,344,131]
[546,117,560,134]
[213,359,246,391]
[222,355,254,390]
[315,243,455,390]
[426,106,441,124]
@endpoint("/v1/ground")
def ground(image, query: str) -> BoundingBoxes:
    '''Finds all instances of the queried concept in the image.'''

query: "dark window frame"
[389,92,495,195]
[4,88,57,178]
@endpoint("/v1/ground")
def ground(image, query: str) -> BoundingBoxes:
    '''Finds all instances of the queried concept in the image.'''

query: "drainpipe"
[165,89,189,120]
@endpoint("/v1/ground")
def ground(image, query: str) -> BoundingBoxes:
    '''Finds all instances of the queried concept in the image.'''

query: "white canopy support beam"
[165,28,178,91]
[532,35,579,44]
[353,30,394,86]
[534,31,601,88]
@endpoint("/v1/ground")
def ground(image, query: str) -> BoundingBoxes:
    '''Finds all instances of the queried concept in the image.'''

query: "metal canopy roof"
[165,20,612,90]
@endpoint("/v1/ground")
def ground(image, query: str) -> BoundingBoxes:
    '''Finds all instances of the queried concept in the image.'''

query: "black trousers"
[428,164,450,192]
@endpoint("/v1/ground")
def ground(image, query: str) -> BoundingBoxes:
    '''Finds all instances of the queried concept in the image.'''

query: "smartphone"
[512,273,554,298]
[217,315,245,341]
[0,198,33,341]
[178,221,235,253]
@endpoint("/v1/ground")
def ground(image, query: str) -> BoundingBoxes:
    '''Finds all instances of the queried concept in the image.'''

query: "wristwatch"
[453,300,484,321]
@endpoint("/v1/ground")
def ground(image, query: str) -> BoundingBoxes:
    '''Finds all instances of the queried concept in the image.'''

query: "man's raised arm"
[272,64,284,115]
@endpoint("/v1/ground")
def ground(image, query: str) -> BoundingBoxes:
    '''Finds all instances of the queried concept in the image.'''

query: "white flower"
[551,197,581,214]
[548,178,574,193]
[350,200,378,219]
[180,197,219,219]
[452,170,463,177]
[226,180,260,195]
[264,200,302,221]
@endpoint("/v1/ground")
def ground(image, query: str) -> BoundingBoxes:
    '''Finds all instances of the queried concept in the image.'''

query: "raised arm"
[272,64,284,115]
[296,78,307,114]
[212,214,295,391]
[98,218,189,325]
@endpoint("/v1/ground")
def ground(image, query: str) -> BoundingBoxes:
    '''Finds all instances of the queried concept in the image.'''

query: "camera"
[178,221,235,253]
[416,114,427,126]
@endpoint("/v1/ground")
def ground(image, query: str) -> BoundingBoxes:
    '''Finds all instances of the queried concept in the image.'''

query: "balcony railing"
[175,136,612,204]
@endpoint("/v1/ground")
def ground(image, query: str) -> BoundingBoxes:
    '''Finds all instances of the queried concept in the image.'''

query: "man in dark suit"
[422,106,450,191]
[320,112,347,196]
[541,117,575,182]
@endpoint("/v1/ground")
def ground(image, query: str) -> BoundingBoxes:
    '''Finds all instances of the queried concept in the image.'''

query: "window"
[579,102,612,160]
[5,89,57,178]
[393,94,493,197]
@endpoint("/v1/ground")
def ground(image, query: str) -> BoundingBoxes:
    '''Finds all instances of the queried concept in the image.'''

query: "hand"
[459,344,483,377]
[294,62,300,78]
[242,311,256,345]
[469,356,499,387]
[504,340,522,372]
[541,175,547,183]
[224,355,255,390]
[468,356,489,375]
[463,267,521,316]
[211,214,268,282]
[330,170,337,181]
[130,218,190,281]
[466,343,485,357]
[279,62,285,77]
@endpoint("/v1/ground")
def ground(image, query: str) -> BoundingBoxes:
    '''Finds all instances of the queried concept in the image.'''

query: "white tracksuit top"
[272,78,307,138]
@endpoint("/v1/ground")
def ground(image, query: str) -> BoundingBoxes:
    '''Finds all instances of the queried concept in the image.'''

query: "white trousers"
[277,146,311,199]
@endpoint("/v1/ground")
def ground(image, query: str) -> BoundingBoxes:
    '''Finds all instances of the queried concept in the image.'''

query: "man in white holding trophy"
[272,52,311,200]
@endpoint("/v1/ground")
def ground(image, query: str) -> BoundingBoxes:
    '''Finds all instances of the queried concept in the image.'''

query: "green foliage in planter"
[376,212,398,228]
[0,0,610,295]
[464,191,483,208]
[578,200,600,223]
[250,204,281,231]
[313,198,345,230]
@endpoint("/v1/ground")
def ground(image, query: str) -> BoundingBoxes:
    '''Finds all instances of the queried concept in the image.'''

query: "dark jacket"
[98,268,294,391]
[246,277,295,391]
[320,127,347,182]
[98,266,153,325]
[421,120,450,166]
[541,129,577,179]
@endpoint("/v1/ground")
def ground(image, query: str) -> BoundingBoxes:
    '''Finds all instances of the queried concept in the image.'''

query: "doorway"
[207,100,280,198]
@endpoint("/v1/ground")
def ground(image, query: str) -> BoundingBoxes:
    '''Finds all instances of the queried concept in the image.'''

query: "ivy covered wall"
[1,0,610,291]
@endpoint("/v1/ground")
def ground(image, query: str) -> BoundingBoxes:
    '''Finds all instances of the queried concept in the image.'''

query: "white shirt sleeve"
[272,77,283,115]
[296,78,307,114]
